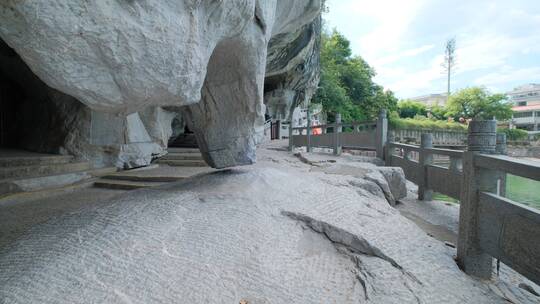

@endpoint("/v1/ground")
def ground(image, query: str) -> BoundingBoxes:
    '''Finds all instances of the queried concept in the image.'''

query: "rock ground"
[0,140,534,303]
[397,185,540,304]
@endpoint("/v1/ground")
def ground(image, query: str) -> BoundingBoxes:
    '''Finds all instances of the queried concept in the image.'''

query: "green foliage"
[446,87,512,120]
[397,100,427,118]
[313,29,397,122]
[388,111,466,131]
[498,128,528,141]
[429,104,449,120]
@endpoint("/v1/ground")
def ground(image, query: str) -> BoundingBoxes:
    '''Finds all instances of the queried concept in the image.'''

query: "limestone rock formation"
[1,37,177,168]
[0,145,506,303]
[303,152,408,206]
[264,17,322,121]
[0,1,323,168]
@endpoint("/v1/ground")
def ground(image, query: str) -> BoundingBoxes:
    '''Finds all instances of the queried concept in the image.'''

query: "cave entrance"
[0,72,22,150]
[0,38,73,159]
[167,116,199,149]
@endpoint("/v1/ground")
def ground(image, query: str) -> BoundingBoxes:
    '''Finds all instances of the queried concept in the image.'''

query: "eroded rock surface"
[302,152,408,205]
[0,1,323,168]
[264,17,321,120]
[0,144,508,303]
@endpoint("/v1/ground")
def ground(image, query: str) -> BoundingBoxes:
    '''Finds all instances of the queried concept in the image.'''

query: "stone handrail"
[386,127,540,285]
[289,110,387,158]
[390,128,467,147]
[458,151,540,284]
[386,140,463,200]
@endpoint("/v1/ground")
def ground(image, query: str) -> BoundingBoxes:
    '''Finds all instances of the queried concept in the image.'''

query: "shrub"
[498,128,528,141]
[388,112,467,131]
[397,100,427,118]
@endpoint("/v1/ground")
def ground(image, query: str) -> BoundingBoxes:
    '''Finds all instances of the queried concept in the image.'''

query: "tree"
[441,38,456,100]
[313,30,397,122]
[446,87,513,120]
[429,104,449,120]
[397,100,427,118]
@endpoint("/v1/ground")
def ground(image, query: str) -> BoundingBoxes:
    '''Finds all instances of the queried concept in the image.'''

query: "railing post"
[457,120,498,279]
[333,113,342,155]
[288,120,294,151]
[496,133,507,155]
[385,132,394,166]
[418,133,433,201]
[496,133,507,197]
[376,109,388,160]
[306,107,311,153]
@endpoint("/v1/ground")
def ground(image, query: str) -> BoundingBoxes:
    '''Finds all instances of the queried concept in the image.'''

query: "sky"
[324,0,540,99]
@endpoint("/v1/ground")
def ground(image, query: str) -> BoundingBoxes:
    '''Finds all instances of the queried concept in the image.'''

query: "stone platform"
[0,141,533,303]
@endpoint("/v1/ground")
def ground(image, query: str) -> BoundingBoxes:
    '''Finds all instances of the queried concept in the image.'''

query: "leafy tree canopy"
[397,100,427,119]
[313,29,397,122]
[446,87,512,120]
[429,104,449,120]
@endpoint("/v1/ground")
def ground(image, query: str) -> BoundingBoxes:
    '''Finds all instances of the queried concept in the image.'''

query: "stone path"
[0,141,538,303]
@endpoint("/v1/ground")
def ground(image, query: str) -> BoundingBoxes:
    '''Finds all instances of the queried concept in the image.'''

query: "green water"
[506,174,540,210]
[433,174,540,210]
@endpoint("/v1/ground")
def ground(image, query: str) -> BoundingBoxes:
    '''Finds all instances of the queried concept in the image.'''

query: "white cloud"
[473,67,540,89]
[455,33,540,75]
[380,56,446,98]
[325,0,427,63]
[373,44,435,66]
[325,0,540,98]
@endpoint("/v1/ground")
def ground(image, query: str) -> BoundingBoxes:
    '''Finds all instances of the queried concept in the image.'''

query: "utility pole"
[442,38,456,101]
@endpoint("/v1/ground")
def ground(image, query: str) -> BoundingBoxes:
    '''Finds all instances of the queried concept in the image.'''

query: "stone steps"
[156,159,207,167]
[94,179,165,190]
[0,166,117,197]
[92,147,210,190]
[160,153,203,161]
[0,155,74,167]
[167,147,202,154]
[100,173,185,183]
[156,148,207,167]
[0,161,91,180]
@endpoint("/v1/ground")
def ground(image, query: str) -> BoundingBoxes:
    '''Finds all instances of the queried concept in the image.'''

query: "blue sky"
[324,0,540,99]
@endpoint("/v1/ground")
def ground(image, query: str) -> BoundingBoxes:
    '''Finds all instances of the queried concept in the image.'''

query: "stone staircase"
[156,148,207,167]
[0,149,115,197]
[93,148,212,190]
[94,165,170,190]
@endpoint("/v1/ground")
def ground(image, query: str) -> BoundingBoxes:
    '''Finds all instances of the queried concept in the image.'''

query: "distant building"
[409,93,448,107]
[508,84,540,131]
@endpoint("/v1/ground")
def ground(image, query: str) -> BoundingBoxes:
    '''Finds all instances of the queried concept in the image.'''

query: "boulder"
[377,167,408,201]
[0,1,323,168]
[0,149,507,303]
[301,152,408,206]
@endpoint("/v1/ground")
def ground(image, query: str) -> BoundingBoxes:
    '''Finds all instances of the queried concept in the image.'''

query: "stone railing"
[386,138,464,201]
[386,121,540,285]
[289,110,387,158]
[389,128,467,147]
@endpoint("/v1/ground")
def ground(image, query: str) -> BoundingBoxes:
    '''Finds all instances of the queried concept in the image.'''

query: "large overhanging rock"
[264,17,322,121]
[0,1,323,168]
[0,39,168,169]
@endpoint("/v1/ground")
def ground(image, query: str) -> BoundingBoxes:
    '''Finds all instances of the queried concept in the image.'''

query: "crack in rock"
[282,211,422,288]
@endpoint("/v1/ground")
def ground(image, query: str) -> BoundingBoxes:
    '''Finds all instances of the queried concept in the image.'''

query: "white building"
[508,84,540,131]
[409,93,448,107]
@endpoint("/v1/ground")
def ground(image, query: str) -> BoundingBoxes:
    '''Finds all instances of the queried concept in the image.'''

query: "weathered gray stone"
[377,167,408,201]
[0,144,508,303]
[0,39,167,169]
[300,152,407,206]
[0,0,323,168]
